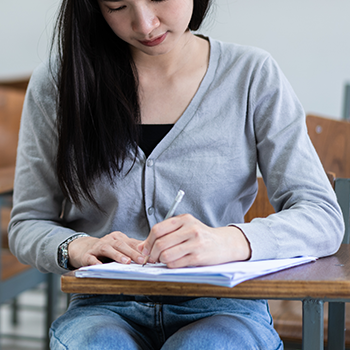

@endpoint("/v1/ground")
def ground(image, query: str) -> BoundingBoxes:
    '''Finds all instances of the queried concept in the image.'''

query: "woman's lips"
[139,33,167,47]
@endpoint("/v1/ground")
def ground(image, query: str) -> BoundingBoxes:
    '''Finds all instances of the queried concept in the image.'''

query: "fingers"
[99,232,146,264]
[145,214,190,248]
[68,232,145,268]
[140,214,198,265]
[139,216,252,268]
[154,227,208,267]
[68,217,251,270]
[152,228,190,263]
[138,217,177,259]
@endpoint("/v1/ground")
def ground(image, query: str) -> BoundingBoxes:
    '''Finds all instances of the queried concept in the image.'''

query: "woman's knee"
[162,314,283,350]
[50,311,145,350]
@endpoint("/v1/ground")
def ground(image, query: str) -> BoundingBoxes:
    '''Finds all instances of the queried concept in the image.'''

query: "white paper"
[75,256,317,288]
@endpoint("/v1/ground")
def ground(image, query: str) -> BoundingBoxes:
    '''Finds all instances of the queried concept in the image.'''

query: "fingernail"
[142,248,149,256]
[121,257,129,264]
[137,257,145,264]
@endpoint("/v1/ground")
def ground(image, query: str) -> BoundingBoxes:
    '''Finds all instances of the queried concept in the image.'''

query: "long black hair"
[52,0,212,208]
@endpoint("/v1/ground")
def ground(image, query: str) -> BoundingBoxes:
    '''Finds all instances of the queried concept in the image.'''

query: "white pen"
[142,190,185,266]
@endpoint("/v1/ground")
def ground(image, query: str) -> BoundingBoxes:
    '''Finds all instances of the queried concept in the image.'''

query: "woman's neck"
[134,34,210,125]
[131,31,204,78]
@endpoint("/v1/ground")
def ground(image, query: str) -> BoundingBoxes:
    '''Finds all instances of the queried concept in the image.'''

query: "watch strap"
[58,234,89,270]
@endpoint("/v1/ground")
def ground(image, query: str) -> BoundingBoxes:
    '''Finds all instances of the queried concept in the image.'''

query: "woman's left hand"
[138,214,251,268]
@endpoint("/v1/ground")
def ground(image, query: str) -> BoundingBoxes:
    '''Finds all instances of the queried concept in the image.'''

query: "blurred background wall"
[0,0,58,79]
[1,0,349,118]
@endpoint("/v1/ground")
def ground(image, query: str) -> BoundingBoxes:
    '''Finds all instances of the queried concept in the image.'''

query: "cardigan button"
[148,207,154,215]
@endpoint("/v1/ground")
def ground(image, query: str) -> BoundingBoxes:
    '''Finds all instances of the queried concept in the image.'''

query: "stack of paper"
[75,256,317,288]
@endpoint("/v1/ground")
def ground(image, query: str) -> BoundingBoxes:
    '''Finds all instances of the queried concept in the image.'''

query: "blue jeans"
[50,294,283,349]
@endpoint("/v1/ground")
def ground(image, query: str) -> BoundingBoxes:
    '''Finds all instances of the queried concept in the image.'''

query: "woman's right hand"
[67,231,145,268]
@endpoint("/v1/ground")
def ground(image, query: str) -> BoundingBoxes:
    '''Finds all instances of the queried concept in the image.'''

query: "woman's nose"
[131,6,160,36]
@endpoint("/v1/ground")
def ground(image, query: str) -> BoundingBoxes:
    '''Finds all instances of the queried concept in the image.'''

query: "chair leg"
[0,304,2,350]
[10,298,19,326]
[327,302,345,350]
[302,299,324,350]
[44,273,60,350]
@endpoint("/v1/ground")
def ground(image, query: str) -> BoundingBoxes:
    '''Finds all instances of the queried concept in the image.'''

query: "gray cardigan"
[9,37,344,275]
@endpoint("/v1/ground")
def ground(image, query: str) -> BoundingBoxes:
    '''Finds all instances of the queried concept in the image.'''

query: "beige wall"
[0,0,58,80]
[1,0,349,118]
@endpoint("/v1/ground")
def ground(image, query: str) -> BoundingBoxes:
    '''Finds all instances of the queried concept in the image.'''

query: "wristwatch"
[58,234,89,270]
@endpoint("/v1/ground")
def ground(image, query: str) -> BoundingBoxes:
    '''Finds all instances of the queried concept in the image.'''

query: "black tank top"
[139,124,174,158]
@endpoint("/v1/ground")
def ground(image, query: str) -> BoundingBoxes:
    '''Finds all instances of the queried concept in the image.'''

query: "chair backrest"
[245,172,337,223]
[244,177,274,222]
[245,114,350,224]
[0,87,25,168]
[306,114,350,179]
[0,77,29,91]
[305,116,350,243]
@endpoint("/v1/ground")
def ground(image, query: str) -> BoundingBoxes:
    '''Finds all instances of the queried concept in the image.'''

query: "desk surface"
[0,166,15,194]
[61,244,350,300]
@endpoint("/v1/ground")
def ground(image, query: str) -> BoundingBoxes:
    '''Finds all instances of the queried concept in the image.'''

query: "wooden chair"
[244,177,274,222]
[246,114,350,349]
[0,84,24,249]
[0,77,29,92]
[307,114,350,350]
[0,87,59,350]
[306,114,350,179]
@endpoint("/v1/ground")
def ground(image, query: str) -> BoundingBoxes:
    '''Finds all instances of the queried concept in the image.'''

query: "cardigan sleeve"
[233,55,344,260]
[8,62,87,275]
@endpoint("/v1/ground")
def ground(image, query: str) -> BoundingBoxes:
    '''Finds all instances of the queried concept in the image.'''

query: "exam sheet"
[75,256,317,288]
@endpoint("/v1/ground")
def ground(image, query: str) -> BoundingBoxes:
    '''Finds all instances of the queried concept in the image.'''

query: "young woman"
[9,0,344,348]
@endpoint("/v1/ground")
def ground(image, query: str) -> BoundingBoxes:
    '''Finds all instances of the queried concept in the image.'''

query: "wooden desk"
[62,244,350,350]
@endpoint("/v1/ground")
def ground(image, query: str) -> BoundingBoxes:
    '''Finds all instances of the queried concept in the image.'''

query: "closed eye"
[107,5,126,13]
[105,0,168,13]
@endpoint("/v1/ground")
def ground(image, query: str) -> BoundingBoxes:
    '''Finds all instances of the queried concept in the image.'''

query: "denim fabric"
[50,294,283,349]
